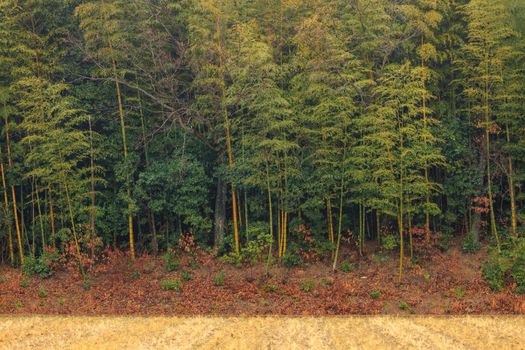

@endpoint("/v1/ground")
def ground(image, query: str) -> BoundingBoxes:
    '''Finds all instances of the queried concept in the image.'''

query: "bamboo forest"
[1,0,525,317]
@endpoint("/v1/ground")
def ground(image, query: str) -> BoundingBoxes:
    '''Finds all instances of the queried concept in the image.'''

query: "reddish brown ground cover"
[1,243,524,316]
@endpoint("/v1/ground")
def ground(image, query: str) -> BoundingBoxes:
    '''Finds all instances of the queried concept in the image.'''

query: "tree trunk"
[0,143,14,265]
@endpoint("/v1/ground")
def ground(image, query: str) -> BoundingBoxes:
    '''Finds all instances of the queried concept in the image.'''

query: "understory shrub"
[163,251,179,272]
[482,238,525,293]
[161,278,182,291]
[22,254,56,279]
[436,231,454,252]
[382,235,397,251]
[370,291,381,299]
[462,233,480,253]
[482,256,509,292]
[220,233,272,266]
[214,271,225,286]
[300,280,314,292]
[282,252,303,268]
[340,261,354,272]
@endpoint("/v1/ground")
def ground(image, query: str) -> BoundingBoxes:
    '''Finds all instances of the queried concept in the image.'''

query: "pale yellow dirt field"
[0,316,524,350]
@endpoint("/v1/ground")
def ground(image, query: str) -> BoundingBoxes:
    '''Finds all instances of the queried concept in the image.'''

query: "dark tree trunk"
[470,136,488,244]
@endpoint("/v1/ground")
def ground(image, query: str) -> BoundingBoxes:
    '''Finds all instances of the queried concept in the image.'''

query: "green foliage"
[219,253,242,267]
[382,235,398,251]
[266,284,277,292]
[20,279,29,289]
[399,302,409,311]
[0,276,4,284]
[241,234,272,265]
[0,0,524,278]
[83,276,92,291]
[462,234,481,253]
[220,233,273,266]
[181,271,193,281]
[282,253,304,268]
[482,238,525,293]
[38,287,48,298]
[436,232,454,252]
[370,291,381,299]
[453,286,466,299]
[22,255,53,279]
[300,280,314,292]
[163,251,179,272]
[482,256,510,292]
[509,238,525,294]
[214,271,225,287]
[340,261,354,273]
[160,278,182,292]
[130,270,141,280]
[512,265,525,294]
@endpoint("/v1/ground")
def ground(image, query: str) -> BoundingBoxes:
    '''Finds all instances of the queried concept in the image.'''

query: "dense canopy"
[0,0,524,284]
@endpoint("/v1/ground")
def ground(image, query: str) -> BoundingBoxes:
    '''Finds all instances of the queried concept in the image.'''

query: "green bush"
[161,278,182,291]
[312,240,333,257]
[220,233,272,267]
[509,238,525,294]
[83,275,92,291]
[242,233,272,265]
[38,287,48,298]
[482,256,510,292]
[340,261,354,273]
[282,253,303,268]
[399,301,409,311]
[162,251,179,272]
[462,234,480,253]
[453,286,466,299]
[512,265,525,294]
[214,271,225,286]
[436,232,454,252]
[300,280,314,292]
[0,276,4,284]
[382,235,397,251]
[219,253,242,267]
[22,255,53,279]
[181,271,192,281]
[370,291,381,299]
[266,284,277,292]
[482,238,525,293]
[130,270,141,280]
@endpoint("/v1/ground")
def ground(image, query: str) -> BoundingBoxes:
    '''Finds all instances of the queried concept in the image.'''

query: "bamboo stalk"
[4,104,23,264]
[0,143,14,265]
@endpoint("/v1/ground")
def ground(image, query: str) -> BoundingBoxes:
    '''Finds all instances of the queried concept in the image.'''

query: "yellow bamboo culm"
[327,196,334,246]
[421,37,431,242]
[111,53,134,260]
[282,211,287,256]
[48,183,56,248]
[0,143,14,265]
[216,12,239,255]
[506,124,518,237]
[277,209,281,257]
[4,105,23,264]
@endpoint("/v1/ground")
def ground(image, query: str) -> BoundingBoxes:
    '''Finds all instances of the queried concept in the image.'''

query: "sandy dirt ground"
[0,316,524,349]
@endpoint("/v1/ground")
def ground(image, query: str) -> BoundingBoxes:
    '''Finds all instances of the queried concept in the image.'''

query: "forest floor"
[1,241,525,316]
[1,315,525,349]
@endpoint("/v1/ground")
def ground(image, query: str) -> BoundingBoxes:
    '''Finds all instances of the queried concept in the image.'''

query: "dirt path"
[1,316,524,349]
